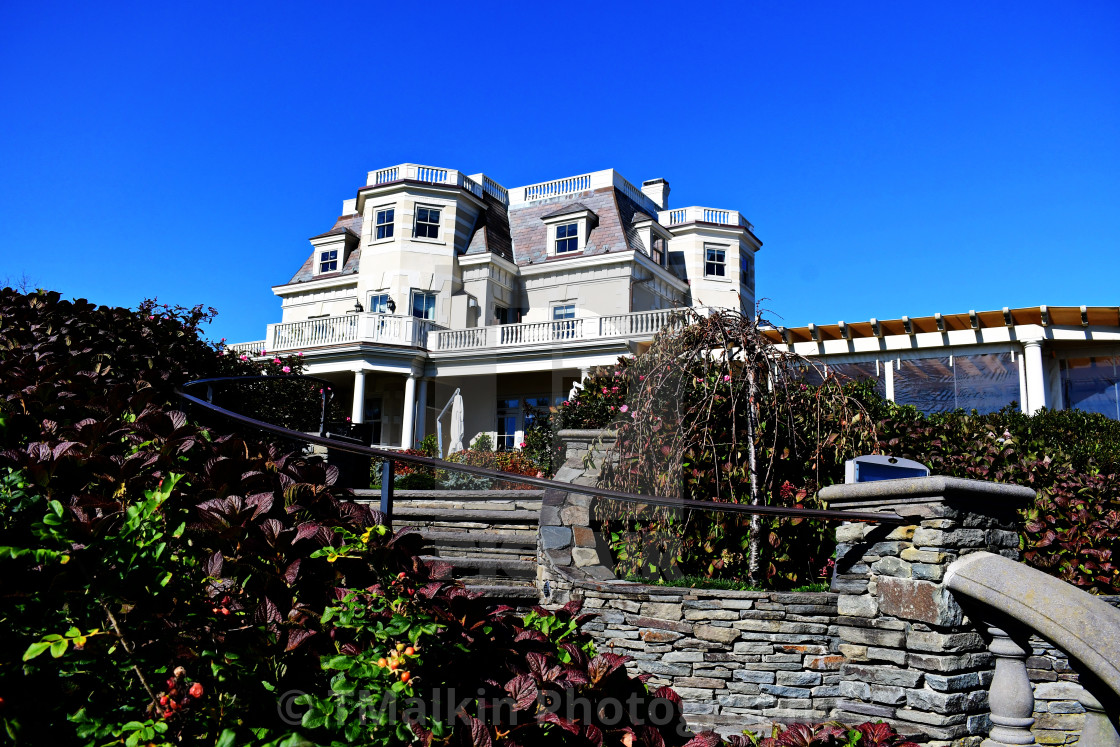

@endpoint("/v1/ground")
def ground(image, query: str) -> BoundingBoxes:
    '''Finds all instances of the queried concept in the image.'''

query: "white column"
[401,374,418,449]
[1023,339,1048,414]
[415,379,428,442]
[351,369,367,423]
[884,359,895,402]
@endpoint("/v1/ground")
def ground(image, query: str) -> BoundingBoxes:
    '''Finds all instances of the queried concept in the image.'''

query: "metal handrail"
[177,377,904,525]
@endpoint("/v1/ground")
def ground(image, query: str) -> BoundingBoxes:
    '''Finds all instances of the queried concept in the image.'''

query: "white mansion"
[231,162,1120,449]
[231,164,760,449]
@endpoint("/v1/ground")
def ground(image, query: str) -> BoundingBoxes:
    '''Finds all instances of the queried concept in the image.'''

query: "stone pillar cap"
[820,475,1034,516]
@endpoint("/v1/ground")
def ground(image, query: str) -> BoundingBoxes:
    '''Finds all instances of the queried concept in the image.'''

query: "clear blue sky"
[2,0,1117,342]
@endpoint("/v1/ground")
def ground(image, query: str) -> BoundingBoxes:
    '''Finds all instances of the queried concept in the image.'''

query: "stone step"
[420,555,536,580]
[389,507,541,525]
[463,581,540,602]
[353,489,546,500]
[415,529,537,558]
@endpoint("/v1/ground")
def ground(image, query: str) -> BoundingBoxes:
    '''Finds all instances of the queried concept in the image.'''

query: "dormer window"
[555,223,579,254]
[651,235,667,266]
[319,249,338,273]
[541,202,597,258]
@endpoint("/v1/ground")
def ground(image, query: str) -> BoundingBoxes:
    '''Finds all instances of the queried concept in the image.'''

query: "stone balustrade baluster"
[982,625,1035,746]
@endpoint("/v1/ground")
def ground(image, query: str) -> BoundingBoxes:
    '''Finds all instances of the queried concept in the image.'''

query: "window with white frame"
[496,398,519,451]
[555,223,579,254]
[369,293,391,314]
[414,207,440,239]
[651,234,667,266]
[319,249,338,273]
[705,245,726,277]
[375,208,394,240]
[552,303,576,339]
[410,290,437,320]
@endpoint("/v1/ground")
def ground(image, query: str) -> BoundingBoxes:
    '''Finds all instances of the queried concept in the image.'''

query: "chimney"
[641,178,670,210]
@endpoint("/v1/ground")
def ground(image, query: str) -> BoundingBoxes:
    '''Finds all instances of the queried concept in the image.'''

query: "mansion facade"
[230,162,1120,450]
[230,163,761,450]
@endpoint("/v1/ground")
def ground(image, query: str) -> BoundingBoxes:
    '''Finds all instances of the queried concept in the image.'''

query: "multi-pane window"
[705,245,726,277]
[411,291,437,320]
[552,303,576,339]
[496,398,519,450]
[375,208,394,240]
[555,223,579,254]
[319,250,338,273]
[739,252,754,287]
[651,235,666,266]
[369,293,391,314]
[415,207,440,239]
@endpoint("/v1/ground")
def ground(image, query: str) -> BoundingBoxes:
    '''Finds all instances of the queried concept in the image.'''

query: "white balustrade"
[660,206,752,230]
[415,165,448,183]
[272,315,359,350]
[372,166,399,184]
[482,176,509,204]
[522,174,592,202]
[226,340,266,355]
[460,175,483,199]
[251,309,683,355]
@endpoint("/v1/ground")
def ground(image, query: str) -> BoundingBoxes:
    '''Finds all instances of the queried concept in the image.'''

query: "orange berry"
[377,657,388,668]
[404,647,415,656]
[388,661,399,670]
[399,671,410,683]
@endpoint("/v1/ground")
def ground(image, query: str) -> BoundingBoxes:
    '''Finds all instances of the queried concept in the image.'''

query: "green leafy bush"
[561,309,1120,594]
[0,287,715,746]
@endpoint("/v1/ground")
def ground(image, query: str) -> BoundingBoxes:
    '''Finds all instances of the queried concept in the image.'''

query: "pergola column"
[1023,338,1048,414]
[569,367,591,401]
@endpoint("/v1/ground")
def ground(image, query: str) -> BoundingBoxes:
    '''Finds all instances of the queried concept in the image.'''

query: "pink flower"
[562,400,570,406]
[609,406,616,411]
[297,351,303,356]
[519,442,527,448]
[319,388,323,394]
[239,354,248,361]
[611,386,619,392]
[619,404,629,413]
[723,375,731,382]
[282,366,291,373]
[631,411,638,419]
[639,375,645,381]
[273,358,281,364]
[601,387,608,394]
[221,337,226,342]
[346,416,351,421]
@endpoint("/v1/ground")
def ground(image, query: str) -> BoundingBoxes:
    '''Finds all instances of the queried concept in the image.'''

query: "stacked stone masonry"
[539,431,1114,745]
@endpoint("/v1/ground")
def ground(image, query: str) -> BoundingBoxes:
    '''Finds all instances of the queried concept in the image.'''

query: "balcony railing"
[233,309,687,357]
[659,206,753,231]
[430,308,685,353]
[365,163,486,199]
[267,314,445,352]
[226,340,267,355]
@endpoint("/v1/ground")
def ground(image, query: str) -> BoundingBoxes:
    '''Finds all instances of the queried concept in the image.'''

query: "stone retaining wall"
[541,430,1114,746]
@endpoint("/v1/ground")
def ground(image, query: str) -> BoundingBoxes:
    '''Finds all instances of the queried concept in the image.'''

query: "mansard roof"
[285,213,363,284]
[464,192,514,262]
[507,187,652,266]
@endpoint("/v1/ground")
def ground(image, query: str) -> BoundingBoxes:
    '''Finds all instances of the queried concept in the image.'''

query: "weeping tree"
[594,308,879,587]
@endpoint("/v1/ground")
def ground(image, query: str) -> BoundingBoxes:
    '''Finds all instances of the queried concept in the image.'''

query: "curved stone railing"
[945,552,1120,746]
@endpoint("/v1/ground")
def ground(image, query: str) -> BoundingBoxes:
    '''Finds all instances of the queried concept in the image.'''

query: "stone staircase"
[351,489,544,603]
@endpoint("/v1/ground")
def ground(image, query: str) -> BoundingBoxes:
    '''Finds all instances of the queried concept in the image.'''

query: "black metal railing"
[178,376,904,525]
